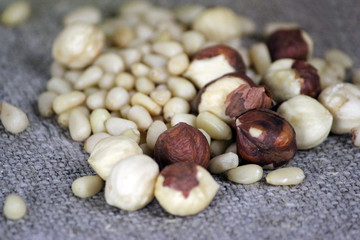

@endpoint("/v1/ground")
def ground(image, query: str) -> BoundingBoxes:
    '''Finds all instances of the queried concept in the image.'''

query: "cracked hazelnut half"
[266,28,313,61]
[154,122,210,168]
[154,162,219,216]
[262,59,321,103]
[194,72,255,123]
[225,84,273,119]
[184,44,246,88]
[235,109,297,168]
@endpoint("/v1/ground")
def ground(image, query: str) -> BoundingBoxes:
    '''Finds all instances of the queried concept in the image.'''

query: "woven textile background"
[0,0,359,239]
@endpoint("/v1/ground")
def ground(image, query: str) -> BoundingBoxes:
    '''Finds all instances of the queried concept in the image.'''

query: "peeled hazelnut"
[266,29,313,61]
[154,122,210,169]
[235,109,297,168]
[277,95,333,149]
[262,59,321,103]
[192,6,242,42]
[225,84,273,119]
[318,83,360,134]
[184,45,246,89]
[195,72,255,123]
[154,162,219,216]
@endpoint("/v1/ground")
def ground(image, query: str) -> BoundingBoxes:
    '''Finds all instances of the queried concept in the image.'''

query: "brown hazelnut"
[154,162,219,216]
[154,122,210,168]
[225,84,273,119]
[184,44,246,88]
[262,59,321,103]
[235,109,297,168]
[194,72,256,123]
[266,29,313,61]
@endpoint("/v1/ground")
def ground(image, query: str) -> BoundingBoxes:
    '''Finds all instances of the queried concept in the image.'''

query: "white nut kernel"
[69,108,91,141]
[50,61,66,78]
[318,83,360,134]
[171,113,197,128]
[46,77,72,94]
[74,66,103,90]
[152,41,183,58]
[113,26,135,48]
[250,43,272,76]
[208,152,239,174]
[131,62,150,77]
[135,77,155,95]
[1,1,31,27]
[198,129,211,145]
[210,140,230,157]
[120,128,141,144]
[94,53,125,74]
[142,54,167,68]
[167,53,189,76]
[266,167,305,185]
[72,175,104,198]
[324,49,353,70]
[84,132,111,154]
[105,154,159,211]
[64,70,82,84]
[127,105,153,131]
[0,102,29,134]
[88,136,143,180]
[196,112,232,140]
[90,108,111,133]
[57,106,89,127]
[105,87,130,111]
[63,6,101,25]
[167,77,196,101]
[227,164,263,184]
[3,194,26,220]
[52,22,105,69]
[105,117,137,136]
[155,163,219,216]
[150,89,171,106]
[163,97,190,121]
[86,90,106,110]
[118,48,142,70]
[53,91,86,114]
[38,91,58,117]
[115,72,135,91]
[174,4,205,24]
[225,142,237,154]
[146,120,168,150]
[131,92,162,116]
[277,95,333,149]
[181,31,206,56]
[148,67,168,84]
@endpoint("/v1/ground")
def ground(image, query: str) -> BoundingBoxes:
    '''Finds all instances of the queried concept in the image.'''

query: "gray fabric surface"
[1,0,360,239]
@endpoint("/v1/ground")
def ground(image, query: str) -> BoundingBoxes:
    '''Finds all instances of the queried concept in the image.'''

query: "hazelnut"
[277,95,333,149]
[183,45,246,89]
[262,59,321,103]
[192,6,242,42]
[154,122,210,168]
[154,162,219,216]
[225,84,273,119]
[266,28,313,61]
[194,72,255,123]
[235,109,297,168]
[318,83,360,134]
[308,58,346,89]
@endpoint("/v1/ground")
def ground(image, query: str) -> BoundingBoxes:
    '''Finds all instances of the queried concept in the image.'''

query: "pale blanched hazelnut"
[324,49,353,70]
[184,45,246,89]
[105,154,159,211]
[195,73,255,123]
[155,162,219,216]
[88,136,143,180]
[318,83,360,134]
[192,6,242,42]
[266,29,313,61]
[277,95,333,149]
[262,59,321,103]
[52,23,105,69]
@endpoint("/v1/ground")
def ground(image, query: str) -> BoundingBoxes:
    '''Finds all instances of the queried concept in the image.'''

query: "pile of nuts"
[28,1,360,216]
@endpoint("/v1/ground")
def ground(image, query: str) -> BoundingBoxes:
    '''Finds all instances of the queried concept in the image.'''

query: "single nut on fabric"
[3,194,27,220]
[318,83,360,134]
[183,45,246,89]
[72,175,104,198]
[194,72,255,123]
[52,22,105,69]
[266,167,305,185]
[105,154,159,211]
[0,102,29,134]
[262,59,321,103]
[88,136,143,180]
[192,6,242,42]
[154,162,219,216]
[225,84,272,119]
[227,164,263,184]
[154,122,210,169]
[277,95,333,149]
[266,28,313,61]
[235,109,297,168]
[1,1,31,27]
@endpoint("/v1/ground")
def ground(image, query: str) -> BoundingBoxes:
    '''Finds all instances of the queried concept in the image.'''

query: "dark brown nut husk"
[184,44,246,88]
[266,29,313,61]
[194,72,256,123]
[262,59,321,103]
[154,122,210,168]
[235,109,297,168]
[225,84,273,119]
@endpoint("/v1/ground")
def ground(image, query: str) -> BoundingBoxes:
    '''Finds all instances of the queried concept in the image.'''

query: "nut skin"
[292,60,321,98]
[193,44,246,73]
[225,84,273,119]
[154,122,210,169]
[235,109,297,167]
[266,29,309,61]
